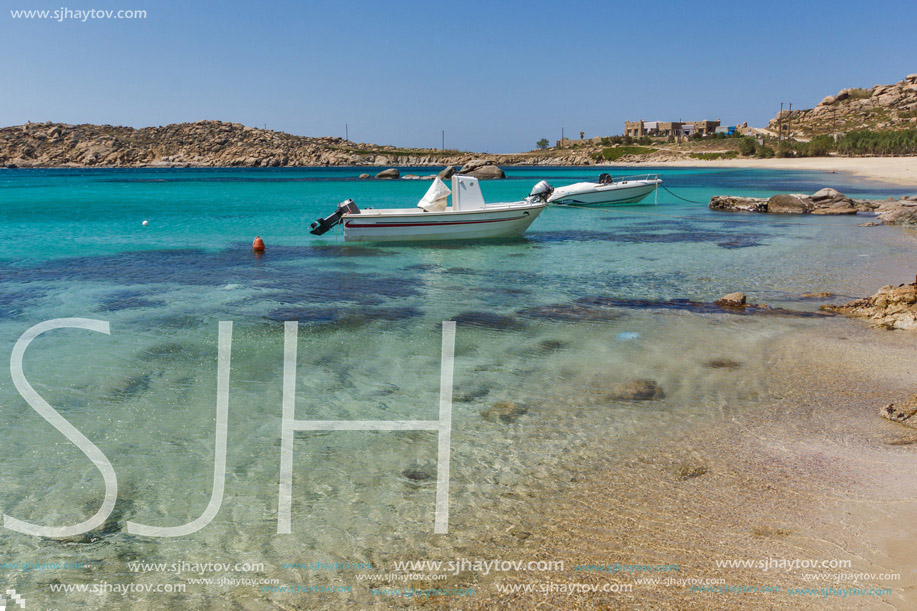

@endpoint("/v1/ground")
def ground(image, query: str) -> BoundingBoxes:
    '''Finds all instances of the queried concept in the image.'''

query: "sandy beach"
[618,156,917,188]
[432,320,917,610]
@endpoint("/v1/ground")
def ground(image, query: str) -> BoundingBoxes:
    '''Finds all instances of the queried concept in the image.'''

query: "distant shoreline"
[3,156,916,188]
[604,156,917,187]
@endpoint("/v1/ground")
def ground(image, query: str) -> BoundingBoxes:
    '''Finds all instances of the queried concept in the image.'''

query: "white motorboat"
[544,173,662,206]
[309,175,547,242]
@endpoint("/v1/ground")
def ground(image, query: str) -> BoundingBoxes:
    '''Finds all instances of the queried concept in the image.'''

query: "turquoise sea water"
[0,166,914,608]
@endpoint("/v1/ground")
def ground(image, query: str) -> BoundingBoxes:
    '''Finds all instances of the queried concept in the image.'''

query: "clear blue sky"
[1,0,915,153]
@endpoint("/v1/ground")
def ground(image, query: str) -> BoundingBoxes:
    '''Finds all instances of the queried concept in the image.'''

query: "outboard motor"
[527,180,554,203]
[309,199,360,235]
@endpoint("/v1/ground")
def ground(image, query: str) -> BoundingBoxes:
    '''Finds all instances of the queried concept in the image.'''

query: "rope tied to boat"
[660,185,706,204]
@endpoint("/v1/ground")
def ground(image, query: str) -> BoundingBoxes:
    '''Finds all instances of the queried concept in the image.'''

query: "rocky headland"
[710,187,917,225]
[770,73,917,137]
[0,120,595,169]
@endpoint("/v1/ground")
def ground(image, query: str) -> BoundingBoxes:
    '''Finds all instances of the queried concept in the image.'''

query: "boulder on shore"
[375,168,400,179]
[437,165,456,180]
[767,194,811,214]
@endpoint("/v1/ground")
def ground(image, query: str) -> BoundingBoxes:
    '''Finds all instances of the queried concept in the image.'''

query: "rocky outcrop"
[875,197,917,226]
[768,73,917,137]
[458,159,506,179]
[710,188,917,222]
[374,168,400,179]
[708,195,768,213]
[767,194,812,214]
[822,281,917,330]
[715,292,747,308]
[437,165,456,180]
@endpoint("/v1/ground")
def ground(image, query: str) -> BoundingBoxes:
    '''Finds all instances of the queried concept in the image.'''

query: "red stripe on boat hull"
[344,215,529,229]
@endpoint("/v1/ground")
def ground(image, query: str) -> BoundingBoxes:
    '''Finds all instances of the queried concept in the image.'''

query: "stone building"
[624,119,721,138]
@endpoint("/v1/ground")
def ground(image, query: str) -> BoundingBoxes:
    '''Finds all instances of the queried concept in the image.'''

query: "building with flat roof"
[625,119,721,138]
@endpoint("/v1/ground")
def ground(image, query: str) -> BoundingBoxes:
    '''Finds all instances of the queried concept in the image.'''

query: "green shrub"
[689,152,738,160]
[776,141,797,158]
[805,135,834,156]
[738,137,757,156]
[835,129,917,155]
[600,146,658,161]
[846,88,872,100]
[756,144,775,158]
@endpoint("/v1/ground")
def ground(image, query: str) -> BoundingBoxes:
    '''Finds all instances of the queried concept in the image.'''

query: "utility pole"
[778,103,784,145]
[442,130,445,151]
[786,103,792,141]
[345,124,348,141]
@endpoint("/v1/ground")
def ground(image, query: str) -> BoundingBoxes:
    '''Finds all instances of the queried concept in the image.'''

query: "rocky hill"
[0,120,596,168]
[769,73,917,137]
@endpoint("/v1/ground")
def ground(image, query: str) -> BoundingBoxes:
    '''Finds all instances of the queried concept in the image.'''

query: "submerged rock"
[800,292,834,299]
[537,339,568,353]
[481,400,528,423]
[402,464,436,482]
[358,173,370,179]
[452,311,525,330]
[822,281,917,330]
[704,358,742,369]
[676,464,708,479]
[609,379,665,401]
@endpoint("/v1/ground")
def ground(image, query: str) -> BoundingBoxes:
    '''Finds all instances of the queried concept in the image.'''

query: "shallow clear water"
[0,166,913,608]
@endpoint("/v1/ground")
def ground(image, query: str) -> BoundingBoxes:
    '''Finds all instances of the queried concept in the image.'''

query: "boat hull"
[341,204,546,242]
[548,180,660,206]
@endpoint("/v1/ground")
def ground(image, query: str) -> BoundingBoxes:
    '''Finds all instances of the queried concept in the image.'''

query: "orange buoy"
[252,236,265,252]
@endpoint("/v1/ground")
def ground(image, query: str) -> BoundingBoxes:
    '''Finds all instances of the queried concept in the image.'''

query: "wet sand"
[403,319,917,610]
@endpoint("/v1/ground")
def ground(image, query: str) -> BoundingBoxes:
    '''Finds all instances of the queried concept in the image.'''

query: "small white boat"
[545,173,662,206]
[310,175,546,242]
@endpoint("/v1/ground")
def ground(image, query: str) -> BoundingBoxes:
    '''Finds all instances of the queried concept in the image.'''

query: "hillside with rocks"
[0,120,597,169]
[769,73,917,138]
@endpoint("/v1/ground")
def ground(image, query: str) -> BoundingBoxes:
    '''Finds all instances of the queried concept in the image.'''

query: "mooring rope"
[660,185,706,204]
